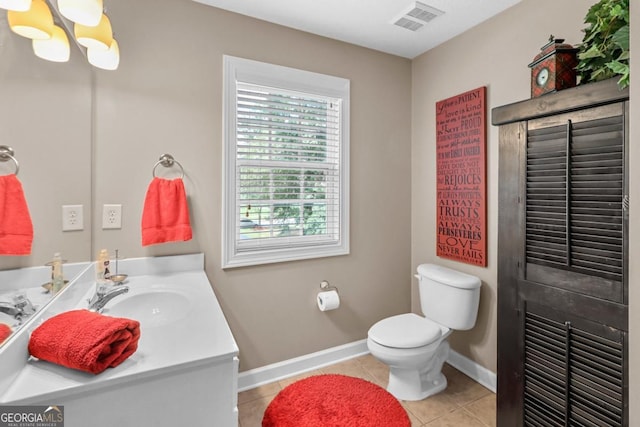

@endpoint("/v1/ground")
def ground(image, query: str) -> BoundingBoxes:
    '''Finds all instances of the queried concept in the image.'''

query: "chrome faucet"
[0,302,21,317]
[88,284,129,313]
[0,294,36,320]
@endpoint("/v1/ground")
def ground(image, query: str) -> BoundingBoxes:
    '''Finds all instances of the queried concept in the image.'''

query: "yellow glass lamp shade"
[0,0,31,12]
[33,25,70,62]
[88,38,119,70]
[7,0,54,40]
[74,13,112,50]
[57,0,102,26]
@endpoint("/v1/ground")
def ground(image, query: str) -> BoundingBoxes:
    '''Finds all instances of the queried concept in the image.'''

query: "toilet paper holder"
[320,280,338,293]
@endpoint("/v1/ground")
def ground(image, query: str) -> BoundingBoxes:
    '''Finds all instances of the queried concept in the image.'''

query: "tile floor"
[238,355,496,427]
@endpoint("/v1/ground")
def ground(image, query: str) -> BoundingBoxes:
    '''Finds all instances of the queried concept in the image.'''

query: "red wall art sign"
[435,86,487,266]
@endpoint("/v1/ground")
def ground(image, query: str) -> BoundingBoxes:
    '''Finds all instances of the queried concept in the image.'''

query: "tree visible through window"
[223,56,349,268]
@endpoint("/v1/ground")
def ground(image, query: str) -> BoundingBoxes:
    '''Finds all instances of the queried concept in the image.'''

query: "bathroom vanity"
[0,254,239,427]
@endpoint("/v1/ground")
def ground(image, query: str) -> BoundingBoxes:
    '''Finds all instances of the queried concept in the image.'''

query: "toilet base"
[388,370,447,401]
[382,339,450,401]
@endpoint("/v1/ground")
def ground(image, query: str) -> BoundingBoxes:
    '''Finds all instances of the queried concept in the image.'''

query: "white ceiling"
[193,0,522,58]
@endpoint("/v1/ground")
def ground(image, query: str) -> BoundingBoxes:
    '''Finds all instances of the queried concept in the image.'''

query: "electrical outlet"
[102,204,122,229]
[62,205,83,231]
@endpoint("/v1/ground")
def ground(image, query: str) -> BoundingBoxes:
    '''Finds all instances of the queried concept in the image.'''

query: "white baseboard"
[237,339,369,392]
[446,349,497,393]
[238,339,496,394]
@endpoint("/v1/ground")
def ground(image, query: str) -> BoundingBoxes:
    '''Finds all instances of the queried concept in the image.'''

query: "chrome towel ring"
[152,153,184,179]
[0,145,19,176]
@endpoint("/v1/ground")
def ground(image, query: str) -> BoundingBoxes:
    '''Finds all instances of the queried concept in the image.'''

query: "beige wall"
[0,16,92,271]
[411,0,598,372]
[91,0,412,370]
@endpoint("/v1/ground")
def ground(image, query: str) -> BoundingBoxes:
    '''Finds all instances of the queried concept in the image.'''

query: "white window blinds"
[223,56,350,268]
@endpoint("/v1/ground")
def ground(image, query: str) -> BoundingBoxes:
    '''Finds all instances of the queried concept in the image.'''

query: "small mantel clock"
[528,35,579,98]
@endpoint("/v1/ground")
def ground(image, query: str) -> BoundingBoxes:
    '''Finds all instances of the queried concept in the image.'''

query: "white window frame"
[222,56,350,268]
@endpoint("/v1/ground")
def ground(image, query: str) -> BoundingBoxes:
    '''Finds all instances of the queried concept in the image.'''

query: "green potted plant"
[576,0,629,88]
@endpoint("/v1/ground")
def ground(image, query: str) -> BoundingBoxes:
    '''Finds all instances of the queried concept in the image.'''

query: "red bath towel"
[0,174,33,255]
[0,323,12,344]
[28,310,141,375]
[141,177,192,246]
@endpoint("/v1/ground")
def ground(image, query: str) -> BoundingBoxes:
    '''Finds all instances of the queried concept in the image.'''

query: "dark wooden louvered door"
[519,103,628,426]
[524,103,627,304]
[493,79,629,427]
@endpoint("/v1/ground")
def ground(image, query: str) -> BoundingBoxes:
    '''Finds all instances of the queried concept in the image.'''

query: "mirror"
[0,262,89,344]
[0,13,92,344]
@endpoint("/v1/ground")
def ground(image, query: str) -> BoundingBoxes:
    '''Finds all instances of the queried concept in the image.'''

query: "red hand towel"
[0,174,33,255]
[28,310,141,375]
[141,177,192,246]
[0,323,12,344]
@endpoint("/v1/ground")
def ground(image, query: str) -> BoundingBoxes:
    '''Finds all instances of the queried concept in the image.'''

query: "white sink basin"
[103,289,192,327]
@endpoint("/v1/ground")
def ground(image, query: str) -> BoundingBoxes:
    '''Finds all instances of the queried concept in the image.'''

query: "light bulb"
[57,0,102,26]
[88,38,119,70]
[33,25,70,62]
[0,0,31,12]
[74,13,113,50]
[7,0,54,40]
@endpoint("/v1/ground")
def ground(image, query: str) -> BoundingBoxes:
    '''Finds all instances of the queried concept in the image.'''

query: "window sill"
[222,244,349,269]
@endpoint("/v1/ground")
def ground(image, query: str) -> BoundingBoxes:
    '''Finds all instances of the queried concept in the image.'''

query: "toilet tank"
[417,264,481,331]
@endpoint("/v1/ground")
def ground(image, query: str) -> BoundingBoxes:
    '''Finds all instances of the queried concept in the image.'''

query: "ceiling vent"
[393,1,445,32]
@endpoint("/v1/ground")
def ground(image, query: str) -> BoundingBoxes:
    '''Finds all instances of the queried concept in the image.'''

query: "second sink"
[102,288,192,327]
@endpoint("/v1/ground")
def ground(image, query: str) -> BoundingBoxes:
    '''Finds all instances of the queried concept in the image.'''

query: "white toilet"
[367,263,481,401]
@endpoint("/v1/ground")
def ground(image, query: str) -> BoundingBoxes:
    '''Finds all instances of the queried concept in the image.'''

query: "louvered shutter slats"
[525,124,568,267]
[525,114,624,287]
[524,309,625,427]
[524,312,567,426]
[570,117,624,278]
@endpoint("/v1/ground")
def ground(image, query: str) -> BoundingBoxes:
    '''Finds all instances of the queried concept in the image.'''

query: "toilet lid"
[368,313,442,349]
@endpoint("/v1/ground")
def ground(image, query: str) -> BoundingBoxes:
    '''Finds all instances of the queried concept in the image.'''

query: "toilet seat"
[368,313,443,348]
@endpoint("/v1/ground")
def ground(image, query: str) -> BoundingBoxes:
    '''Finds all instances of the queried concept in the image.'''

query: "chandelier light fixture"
[1,0,119,70]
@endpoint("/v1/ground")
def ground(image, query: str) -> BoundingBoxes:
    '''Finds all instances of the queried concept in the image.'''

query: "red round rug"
[262,374,410,427]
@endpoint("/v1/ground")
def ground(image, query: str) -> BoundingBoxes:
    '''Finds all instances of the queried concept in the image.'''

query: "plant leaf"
[579,45,606,59]
[577,0,628,87]
[606,60,629,75]
[590,67,613,81]
[617,72,629,89]
[617,51,630,61]
[611,25,630,50]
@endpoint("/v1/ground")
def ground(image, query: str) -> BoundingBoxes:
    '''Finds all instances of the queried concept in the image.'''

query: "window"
[222,56,350,268]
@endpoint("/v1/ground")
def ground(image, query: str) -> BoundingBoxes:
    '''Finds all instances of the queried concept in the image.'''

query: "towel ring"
[152,153,184,179]
[0,145,19,176]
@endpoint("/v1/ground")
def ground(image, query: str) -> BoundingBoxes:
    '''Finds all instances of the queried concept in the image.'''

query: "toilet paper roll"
[317,290,340,312]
